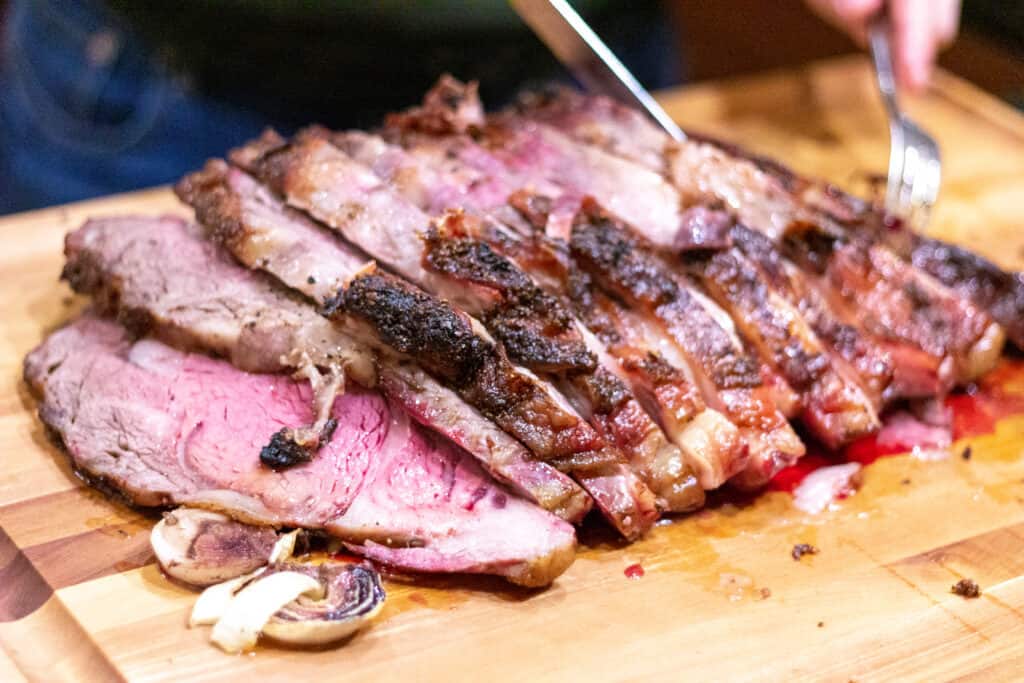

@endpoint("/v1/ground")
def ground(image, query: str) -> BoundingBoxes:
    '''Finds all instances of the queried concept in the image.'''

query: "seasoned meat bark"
[423,214,704,511]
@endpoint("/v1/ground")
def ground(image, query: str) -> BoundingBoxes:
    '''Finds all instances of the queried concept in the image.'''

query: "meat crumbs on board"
[951,579,981,598]
[791,543,819,561]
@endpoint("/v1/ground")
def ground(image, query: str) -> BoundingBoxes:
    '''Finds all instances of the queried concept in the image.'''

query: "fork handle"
[868,13,900,116]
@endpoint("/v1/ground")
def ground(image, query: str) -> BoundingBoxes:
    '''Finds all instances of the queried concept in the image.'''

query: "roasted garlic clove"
[211,571,324,653]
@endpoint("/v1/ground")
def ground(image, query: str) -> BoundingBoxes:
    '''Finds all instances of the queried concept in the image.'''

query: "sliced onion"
[793,463,862,514]
[268,530,301,563]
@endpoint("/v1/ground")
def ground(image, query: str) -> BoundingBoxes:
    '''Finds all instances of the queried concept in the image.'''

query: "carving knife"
[510,0,686,141]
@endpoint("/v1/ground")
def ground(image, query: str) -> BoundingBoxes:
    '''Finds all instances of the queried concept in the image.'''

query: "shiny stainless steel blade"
[511,0,686,141]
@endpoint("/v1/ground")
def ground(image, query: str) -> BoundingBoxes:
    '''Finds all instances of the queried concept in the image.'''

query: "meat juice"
[769,358,1024,492]
[623,563,645,579]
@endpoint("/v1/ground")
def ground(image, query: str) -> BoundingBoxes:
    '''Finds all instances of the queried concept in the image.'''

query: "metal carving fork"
[868,13,942,228]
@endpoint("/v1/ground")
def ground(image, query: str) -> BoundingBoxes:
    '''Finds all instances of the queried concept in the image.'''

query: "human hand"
[804,0,961,91]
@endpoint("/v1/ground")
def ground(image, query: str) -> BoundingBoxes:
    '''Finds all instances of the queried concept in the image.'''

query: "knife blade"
[510,0,686,141]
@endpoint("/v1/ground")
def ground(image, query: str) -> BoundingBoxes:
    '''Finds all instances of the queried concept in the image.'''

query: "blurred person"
[0,0,959,214]
[805,0,962,90]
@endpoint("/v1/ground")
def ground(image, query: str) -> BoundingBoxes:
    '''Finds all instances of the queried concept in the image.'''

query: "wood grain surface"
[2,57,1024,682]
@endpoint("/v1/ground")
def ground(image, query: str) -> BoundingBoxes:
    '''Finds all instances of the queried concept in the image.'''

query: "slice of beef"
[63,214,371,460]
[725,224,895,407]
[514,86,841,242]
[569,201,806,489]
[896,233,1024,350]
[684,240,881,449]
[231,130,474,310]
[62,215,370,378]
[25,316,576,586]
[572,279,748,489]
[325,266,658,536]
[784,231,1005,389]
[493,112,996,395]
[422,221,595,376]
[325,265,600,463]
[63,214,591,524]
[515,86,670,172]
[336,128,749,490]
[177,163,656,538]
[179,160,606,465]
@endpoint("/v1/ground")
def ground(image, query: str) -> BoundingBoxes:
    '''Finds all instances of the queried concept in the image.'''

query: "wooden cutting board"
[3,56,1024,682]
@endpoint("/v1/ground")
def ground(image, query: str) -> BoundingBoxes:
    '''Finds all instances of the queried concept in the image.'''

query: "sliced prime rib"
[62,215,371,379]
[331,129,748,490]
[560,245,749,488]
[62,214,591,524]
[334,127,751,489]
[681,229,882,448]
[782,231,1004,391]
[375,99,906,407]
[25,316,576,587]
[422,212,704,511]
[177,160,609,463]
[176,162,659,538]
[515,86,1010,382]
[366,106,807,485]
[725,224,894,408]
[568,201,806,488]
[498,109,1003,392]
[887,231,1024,351]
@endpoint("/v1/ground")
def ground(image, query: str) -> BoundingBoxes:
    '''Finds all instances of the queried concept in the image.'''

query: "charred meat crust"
[692,249,830,392]
[260,418,339,470]
[325,269,601,462]
[327,270,490,388]
[788,232,996,376]
[689,245,882,447]
[385,74,485,135]
[569,202,761,390]
[519,85,1020,367]
[906,235,1024,349]
[729,224,894,404]
[423,227,596,375]
[175,159,249,252]
[421,216,703,511]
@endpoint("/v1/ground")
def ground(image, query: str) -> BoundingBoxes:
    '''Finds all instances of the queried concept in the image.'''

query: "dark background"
[667,1,1023,107]
[0,1,1020,214]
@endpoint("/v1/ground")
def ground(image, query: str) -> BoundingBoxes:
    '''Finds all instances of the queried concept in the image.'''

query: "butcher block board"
[3,56,1024,682]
